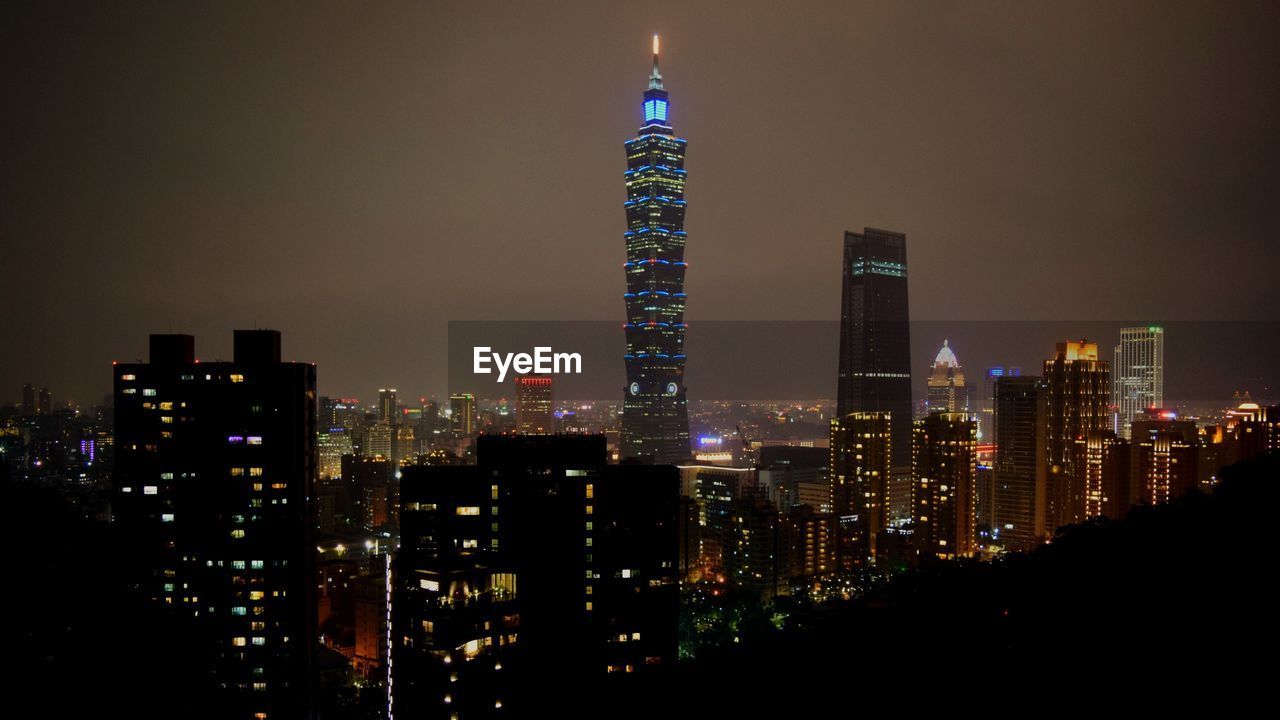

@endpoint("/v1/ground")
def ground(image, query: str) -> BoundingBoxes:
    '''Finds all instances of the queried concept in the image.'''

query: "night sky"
[4,1,1279,405]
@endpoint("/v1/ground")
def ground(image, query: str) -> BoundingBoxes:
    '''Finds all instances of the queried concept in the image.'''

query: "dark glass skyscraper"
[621,35,691,463]
[837,228,912,516]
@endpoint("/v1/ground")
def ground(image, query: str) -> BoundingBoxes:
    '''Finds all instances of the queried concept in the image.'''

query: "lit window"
[232,606,247,616]
[162,513,174,522]
[249,467,263,477]
[228,435,245,444]
[144,486,158,495]
[232,637,247,647]
[247,436,263,445]
[455,506,480,516]
[230,374,245,383]
[249,591,265,600]
[231,467,245,476]
[120,374,136,381]
[143,389,157,397]
[231,530,246,539]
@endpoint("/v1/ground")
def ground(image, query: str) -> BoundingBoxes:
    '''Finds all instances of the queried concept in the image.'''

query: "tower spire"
[649,33,663,90]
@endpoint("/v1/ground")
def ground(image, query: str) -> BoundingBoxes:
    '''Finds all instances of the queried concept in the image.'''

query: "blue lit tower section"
[621,35,691,463]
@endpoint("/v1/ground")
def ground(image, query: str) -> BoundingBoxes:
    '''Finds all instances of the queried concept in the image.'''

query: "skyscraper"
[450,392,476,436]
[514,374,553,434]
[911,412,977,562]
[979,366,1021,442]
[926,340,968,414]
[1113,326,1164,438]
[378,387,398,422]
[620,34,691,464]
[993,375,1048,551]
[829,412,891,569]
[837,227,911,519]
[113,330,316,717]
[1044,340,1111,532]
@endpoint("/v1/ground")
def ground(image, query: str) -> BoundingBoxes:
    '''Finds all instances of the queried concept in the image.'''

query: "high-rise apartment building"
[993,375,1048,551]
[1130,410,1198,506]
[390,434,678,716]
[829,412,891,569]
[911,412,977,562]
[449,393,476,436]
[113,330,315,718]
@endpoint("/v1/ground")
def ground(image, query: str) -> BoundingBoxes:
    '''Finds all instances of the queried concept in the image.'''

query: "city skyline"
[6,6,1280,714]
[6,2,1280,405]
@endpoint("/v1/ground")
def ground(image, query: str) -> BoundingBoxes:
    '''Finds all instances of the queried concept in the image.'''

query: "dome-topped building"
[927,339,969,413]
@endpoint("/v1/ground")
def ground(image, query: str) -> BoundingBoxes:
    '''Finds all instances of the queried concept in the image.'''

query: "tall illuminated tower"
[621,34,691,463]
[1113,326,1164,438]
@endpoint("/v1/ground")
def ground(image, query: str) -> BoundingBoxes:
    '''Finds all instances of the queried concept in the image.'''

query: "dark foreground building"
[837,227,912,519]
[113,330,316,719]
[390,434,679,717]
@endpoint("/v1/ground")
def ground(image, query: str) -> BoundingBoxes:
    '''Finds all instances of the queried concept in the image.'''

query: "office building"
[837,227,912,521]
[926,340,968,413]
[514,375,554,435]
[620,35,691,464]
[450,393,476,436]
[1113,326,1164,438]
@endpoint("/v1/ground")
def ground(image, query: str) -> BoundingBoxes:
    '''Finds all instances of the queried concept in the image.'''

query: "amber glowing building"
[1043,340,1110,532]
[514,375,553,434]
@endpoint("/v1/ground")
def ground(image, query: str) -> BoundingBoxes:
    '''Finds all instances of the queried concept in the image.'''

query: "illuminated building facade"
[926,340,969,413]
[1081,429,1130,519]
[993,375,1048,551]
[620,35,691,464]
[1130,411,1198,506]
[829,412,891,569]
[391,435,678,716]
[1113,326,1164,439]
[1044,340,1110,532]
[514,375,553,434]
[911,412,978,562]
[837,228,912,521]
[113,330,316,718]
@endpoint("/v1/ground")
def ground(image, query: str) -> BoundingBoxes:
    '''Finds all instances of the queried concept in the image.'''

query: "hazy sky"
[3,1,1278,405]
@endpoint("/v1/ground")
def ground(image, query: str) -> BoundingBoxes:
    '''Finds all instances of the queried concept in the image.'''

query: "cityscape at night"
[3,2,1279,717]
